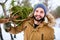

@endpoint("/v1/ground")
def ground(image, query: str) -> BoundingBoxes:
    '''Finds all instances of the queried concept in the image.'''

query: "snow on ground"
[54,27,60,40]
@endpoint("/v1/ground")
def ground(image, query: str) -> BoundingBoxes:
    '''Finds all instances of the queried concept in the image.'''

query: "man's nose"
[37,12,40,15]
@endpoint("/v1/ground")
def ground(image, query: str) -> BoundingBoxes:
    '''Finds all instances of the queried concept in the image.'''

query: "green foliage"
[10,0,33,26]
[11,0,15,6]
[0,0,33,28]
[11,6,33,26]
[11,6,33,19]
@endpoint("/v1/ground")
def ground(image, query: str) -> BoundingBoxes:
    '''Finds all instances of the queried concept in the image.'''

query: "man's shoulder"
[23,18,34,26]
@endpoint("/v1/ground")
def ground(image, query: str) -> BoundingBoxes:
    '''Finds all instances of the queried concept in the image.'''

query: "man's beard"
[33,16,45,23]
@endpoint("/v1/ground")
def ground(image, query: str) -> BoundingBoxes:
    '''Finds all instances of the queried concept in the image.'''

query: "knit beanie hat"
[34,4,47,14]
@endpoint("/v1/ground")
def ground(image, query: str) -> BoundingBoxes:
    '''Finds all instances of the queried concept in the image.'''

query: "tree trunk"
[0,24,4,40]
[14,35,16,38]
[1,4,7,17]
[10,34,14,40]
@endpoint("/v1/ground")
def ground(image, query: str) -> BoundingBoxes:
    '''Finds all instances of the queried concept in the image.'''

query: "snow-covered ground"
[0,18,60,40]
[53,18,60,40]
[54,27,60,40]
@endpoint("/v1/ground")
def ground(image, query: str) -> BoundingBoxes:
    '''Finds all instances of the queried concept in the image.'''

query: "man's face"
[34,8,45,21]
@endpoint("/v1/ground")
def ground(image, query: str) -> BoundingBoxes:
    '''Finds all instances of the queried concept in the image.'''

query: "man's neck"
[34,20,41,25]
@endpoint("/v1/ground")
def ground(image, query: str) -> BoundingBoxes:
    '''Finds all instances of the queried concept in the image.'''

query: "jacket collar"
[28,18,48,28]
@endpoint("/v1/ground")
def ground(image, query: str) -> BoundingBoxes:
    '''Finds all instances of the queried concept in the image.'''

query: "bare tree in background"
[43,0,52,12]
[0,0,8,40]
[0,0,7,17]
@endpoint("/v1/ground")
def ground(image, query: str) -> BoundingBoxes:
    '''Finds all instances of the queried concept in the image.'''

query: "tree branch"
[0,0,8,5]
[4,0,8,4]
[0,3,2,5]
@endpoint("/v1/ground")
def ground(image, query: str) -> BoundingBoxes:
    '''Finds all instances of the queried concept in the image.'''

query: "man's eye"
[36,10,38,12]
[40,11,43,13]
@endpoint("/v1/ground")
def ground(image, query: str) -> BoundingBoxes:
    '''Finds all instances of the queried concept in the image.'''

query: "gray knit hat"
[34,4,47,14]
